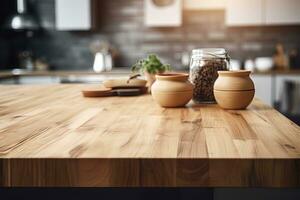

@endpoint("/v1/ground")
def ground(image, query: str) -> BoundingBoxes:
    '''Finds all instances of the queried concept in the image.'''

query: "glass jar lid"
[192,48,229,59]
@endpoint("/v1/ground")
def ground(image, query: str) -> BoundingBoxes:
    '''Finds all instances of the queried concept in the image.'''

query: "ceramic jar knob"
[151,73,193,108]
[214,70,255,110]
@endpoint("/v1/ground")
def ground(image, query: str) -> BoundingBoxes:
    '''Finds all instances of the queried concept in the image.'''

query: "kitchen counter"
[1,69,300,79]
[0,84,300,187]
[252,69,300,75]
[0,69,131,79]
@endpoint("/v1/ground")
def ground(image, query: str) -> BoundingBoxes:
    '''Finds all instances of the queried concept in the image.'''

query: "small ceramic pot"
[151,73,193,107]
[214,70,255,110]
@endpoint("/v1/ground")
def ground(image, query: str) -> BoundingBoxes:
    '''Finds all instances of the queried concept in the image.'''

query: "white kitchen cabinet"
[226,0,264,26]
[55,0,91,30]
[265,0,300,25]
[144,0,182,27]
[0,79,15,84]
[251,74,300,107]
[0,77,58,85]
[275,75,300,103]
[251,75,273,106]
[226,0,300,26]
[184,0,226,10]
[19,77,60,84]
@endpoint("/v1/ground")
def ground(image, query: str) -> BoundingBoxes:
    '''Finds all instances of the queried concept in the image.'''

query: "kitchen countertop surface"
[0,69,132,79]
[0,84,300,187]
[1,68,300,79]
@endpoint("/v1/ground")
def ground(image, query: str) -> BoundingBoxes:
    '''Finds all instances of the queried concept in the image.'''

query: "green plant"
[131,54,171,74]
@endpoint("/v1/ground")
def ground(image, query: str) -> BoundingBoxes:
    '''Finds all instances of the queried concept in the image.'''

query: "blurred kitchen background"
[0,0,299,124]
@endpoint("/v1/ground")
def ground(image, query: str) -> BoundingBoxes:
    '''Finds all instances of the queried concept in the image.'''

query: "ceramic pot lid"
[152,73,194,92]
[214,70,255,91]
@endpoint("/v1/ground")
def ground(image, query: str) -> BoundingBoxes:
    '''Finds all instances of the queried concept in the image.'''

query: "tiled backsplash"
[2,0,300,70]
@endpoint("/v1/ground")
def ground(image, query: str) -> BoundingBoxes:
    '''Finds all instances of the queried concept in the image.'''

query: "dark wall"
[1,0,300,70]
[0,1,15,69]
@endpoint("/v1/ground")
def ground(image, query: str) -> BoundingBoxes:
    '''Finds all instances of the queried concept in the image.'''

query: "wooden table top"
[1,84,299,159]
[0,84,300,187]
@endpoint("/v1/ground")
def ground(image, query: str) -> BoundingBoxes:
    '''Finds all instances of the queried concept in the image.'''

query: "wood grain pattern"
[0,159,10,187]
[0,84,300,187]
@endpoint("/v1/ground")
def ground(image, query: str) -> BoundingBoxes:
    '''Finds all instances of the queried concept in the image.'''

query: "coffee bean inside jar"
[189,48,230,103]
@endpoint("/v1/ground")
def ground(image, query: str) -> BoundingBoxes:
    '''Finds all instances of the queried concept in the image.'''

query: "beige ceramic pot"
[214,70,255,110]
[151,73,193,108]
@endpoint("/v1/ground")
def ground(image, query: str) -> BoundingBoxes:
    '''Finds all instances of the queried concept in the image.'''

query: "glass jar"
[189,48,230,103]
